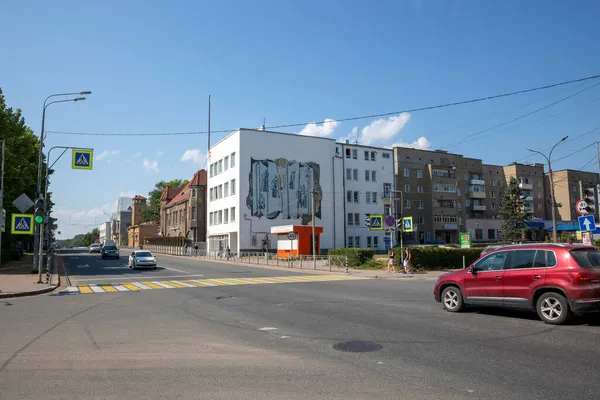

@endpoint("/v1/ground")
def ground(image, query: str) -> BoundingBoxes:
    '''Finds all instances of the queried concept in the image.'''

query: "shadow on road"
[465,306,600,326]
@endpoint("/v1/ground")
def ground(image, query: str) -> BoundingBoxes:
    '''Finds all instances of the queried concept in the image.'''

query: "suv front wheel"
[536,292,571,325]
[441,286,464,312]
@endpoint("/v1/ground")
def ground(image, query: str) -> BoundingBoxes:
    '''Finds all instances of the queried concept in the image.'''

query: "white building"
[207,128,347,254]
[340,142,395,250]
[206,128,395,254]
[98,222,110,244]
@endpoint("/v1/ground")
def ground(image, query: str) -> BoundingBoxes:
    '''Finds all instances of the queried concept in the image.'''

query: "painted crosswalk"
[56,274,368,295]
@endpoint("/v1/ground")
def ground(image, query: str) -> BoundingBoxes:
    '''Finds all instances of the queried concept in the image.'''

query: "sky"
[1,0,600,239]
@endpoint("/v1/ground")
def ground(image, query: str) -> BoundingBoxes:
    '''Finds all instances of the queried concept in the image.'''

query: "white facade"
[98,222,110,244]
[206,129,345,253]
[340,143,395,250]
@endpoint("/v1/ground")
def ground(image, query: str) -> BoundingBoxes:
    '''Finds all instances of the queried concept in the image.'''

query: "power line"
[47,73,600,137]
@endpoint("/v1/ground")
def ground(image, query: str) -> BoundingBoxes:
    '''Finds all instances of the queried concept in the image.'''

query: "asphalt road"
[1,250,599,400]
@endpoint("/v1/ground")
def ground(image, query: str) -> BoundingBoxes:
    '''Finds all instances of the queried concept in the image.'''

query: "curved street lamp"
[528,135,568,243]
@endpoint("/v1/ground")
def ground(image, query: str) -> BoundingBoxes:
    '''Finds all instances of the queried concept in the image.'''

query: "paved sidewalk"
[0,254,61,298]
[345,268,458,280]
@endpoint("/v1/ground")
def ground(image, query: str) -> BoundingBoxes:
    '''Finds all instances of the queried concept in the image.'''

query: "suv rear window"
[570,250,600,268]
[104,246,117,251]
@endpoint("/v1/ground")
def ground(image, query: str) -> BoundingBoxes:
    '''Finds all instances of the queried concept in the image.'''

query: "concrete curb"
[0,256,63,299]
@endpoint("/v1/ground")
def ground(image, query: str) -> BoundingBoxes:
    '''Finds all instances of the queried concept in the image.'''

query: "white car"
[89,243,101,253]
[128,251,157,269]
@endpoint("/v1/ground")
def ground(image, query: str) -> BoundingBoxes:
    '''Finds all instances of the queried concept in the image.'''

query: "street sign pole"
[0,140,4,265]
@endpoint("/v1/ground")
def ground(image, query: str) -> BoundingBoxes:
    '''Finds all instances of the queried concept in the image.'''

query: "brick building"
[127,195,158,247]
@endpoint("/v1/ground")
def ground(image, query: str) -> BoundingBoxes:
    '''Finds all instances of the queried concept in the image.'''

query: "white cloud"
[358,113,411,146]
[392,136,432,150]
[298,118,339,137]
[96,150,119,161]
[181,149,207,166]
[143,159,159,173]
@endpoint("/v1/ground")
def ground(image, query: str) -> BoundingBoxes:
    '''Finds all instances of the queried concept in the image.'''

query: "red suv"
[434,243,600,324]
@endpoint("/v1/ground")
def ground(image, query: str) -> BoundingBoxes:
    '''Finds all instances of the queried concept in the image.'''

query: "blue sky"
[2,0,599,238]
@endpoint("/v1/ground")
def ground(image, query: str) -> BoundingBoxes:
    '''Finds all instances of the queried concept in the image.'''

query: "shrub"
[328,248,375,267]
[595,239,600,249]
[392,246,482,270]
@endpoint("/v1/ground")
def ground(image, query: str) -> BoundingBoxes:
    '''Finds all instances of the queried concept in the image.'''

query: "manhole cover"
[333,341,383,353]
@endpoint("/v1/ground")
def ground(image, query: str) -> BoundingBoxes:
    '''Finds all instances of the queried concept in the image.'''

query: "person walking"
[387,249,396,273]
[403,248,413,274]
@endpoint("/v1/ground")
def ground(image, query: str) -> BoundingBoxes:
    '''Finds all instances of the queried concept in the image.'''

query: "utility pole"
[0,140,4,265]
[528,136,568,243]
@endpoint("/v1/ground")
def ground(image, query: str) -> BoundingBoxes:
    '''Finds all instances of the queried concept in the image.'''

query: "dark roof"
[160,186,182,201]
[133,195,147,200]
[165,182,191,207]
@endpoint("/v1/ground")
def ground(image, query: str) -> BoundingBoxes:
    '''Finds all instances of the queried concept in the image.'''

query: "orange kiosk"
[271,225,323,258]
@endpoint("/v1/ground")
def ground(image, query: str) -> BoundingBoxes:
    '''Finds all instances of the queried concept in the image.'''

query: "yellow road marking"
[121,283,142,291]
[142,281,165,289]
[162,281,187,288]
[100,285,118,292]
[78,285,93,294]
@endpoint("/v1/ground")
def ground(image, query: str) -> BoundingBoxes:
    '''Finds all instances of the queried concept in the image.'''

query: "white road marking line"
[89,285,105,293]
[112,285,130,292]
[225,278,259,284]
[66,287,80,293]
[169,280,196,288]
[162,266,189,273]
[205,279,237,285]
[131,282,152,290]
[189,279,217,286]
[71,274,205,282]
[151,281,175,289]
[258,327,278,331]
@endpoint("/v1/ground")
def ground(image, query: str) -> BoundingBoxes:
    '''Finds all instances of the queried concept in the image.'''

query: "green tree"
[0,88,49,261]
[141,179,189,223]
[499,177,528,243]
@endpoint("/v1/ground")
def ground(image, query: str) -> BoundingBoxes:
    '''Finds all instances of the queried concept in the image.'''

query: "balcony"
[469,191,486,199]
[472,205,487,211]
[519,181,533,190]
[469,179,485,186]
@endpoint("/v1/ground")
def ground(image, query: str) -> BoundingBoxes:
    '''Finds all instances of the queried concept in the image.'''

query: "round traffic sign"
[287,232,297,240]
[384,215,396,228]
[576,200,589,215]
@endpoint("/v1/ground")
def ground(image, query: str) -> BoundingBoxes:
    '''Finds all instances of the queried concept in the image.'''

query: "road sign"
[12,193,34,213]
[578,215,596,232]
[369,215,383,230]
[287,232,297,240]
[460,233,471,249]
[402,217,413,232]
[582,231,592,246]
[576,200,588,215]
[72,149,93,170]
[11,213,34,235]
[384,215,395,228]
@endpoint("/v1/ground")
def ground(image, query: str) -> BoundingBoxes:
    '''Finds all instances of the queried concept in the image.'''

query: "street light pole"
[528,136,568,243]
[33,94,89,274]
[391,190,404,265]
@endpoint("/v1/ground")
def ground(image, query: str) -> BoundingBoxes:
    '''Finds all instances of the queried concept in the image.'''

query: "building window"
[364,151,369,161]
[348,236,354,248]
[192,188,196,197]
[346,168,352,180]
[537,191,542,198]
[382,153,390,159]
[347,190,352,202]
[218,210,222,224]
[231,179,236,194]
[224,156,229,170]
[366,192,371,203]
[417,185,423,193]
[347,213,353,226]
[433,184,456,192]
[191,206,196,220]
[354,236,360,247]
[367,236,372,248]
[488,229,496,240]
[433,215,458,223]
[231,152,236,167]
[371,171,376,181]
[491,191,495,198]
[224,208,228,224]
[371,151,376,161]
[365,170,370,181]
[209,212,213,226]
[497,179,502,187]
[352,149,358,159]
[372,191,377,204]
[537,203,542,211]
[404,168,409,177]
[458,202,462,210]
[475,229,483,240]
[224,182,229,197]
[354,213,360,226]
[491,203,496,210]
[345,148,351,159]
[373,236,379,248]
[418,215,425,224]
[384,183,391,197]
[384,205,391,216]
[230,207,235,221]
[218,185,223,199]
[416,169,423,178]
[353,191,359,203]
[417,200,424,209]
[218,160,223,173]
[404,199,411,209]
[404,183,410,192]
[353,169,358,180]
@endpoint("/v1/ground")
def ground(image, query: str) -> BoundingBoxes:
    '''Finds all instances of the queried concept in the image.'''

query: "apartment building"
[206,128,345,254]
[340,142,394,250]
[159,169,207,241]
[98,222,110,244]
[502,162,546,220]
[545,169,600,221]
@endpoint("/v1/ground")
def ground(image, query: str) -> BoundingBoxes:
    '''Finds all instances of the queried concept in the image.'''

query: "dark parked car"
[101,245,120,259]
[434,243,600,325]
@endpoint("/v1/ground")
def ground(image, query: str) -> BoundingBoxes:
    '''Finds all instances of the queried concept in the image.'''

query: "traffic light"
[583,188,596,215]
[364,213,371,228]
[47,217,58,231]
[34,198,45,224]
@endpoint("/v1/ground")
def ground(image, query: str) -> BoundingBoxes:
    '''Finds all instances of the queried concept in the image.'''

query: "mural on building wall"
[246,157,322,224]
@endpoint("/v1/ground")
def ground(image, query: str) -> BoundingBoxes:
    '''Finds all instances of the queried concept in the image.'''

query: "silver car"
[89,243,101,253]
[128,251,157,269]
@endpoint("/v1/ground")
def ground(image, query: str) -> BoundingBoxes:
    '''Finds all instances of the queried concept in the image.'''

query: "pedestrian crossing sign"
[402,217,413,232]
[369,215,383,230]
[11,213,34,235]
[72,149,93,170]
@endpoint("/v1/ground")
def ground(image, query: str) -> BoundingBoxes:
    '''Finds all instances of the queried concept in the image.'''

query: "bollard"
[345,256,348,274]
